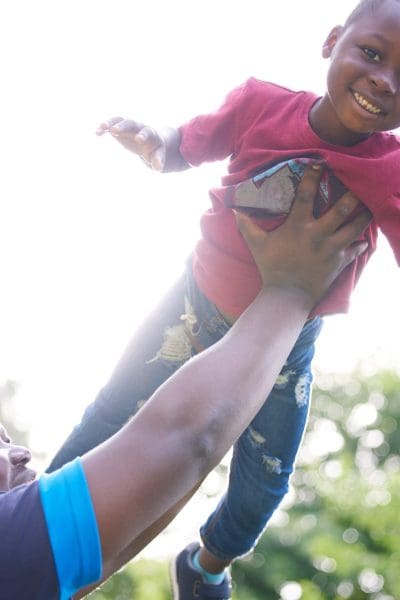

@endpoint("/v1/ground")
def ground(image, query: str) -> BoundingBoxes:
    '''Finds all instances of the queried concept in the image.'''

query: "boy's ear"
[322,26,343,58]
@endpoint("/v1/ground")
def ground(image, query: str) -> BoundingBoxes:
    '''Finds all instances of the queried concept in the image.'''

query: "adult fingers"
[234,210,267,252]
[339,240,369,272]
[330,207,372,249]
[288,163,324,223]
[316,191,363,236]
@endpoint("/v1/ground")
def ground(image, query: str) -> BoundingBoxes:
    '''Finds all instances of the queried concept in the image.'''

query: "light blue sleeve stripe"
[38,458,103,600]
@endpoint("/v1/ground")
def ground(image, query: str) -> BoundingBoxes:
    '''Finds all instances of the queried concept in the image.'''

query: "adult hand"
[96,117,166,170]
[235,163,371,304]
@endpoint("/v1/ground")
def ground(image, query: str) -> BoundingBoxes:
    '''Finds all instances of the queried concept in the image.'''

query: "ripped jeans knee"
[200,317,323,561]
[146,298,197,365]
[146,268,231,367]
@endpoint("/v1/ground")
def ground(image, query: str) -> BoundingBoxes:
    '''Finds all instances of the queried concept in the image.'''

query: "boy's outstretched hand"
[96,117,189,172]
[96,117,166,171]
[236,163,372,305]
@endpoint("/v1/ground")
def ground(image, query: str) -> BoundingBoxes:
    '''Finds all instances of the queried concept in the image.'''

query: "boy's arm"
[96,117,189,172]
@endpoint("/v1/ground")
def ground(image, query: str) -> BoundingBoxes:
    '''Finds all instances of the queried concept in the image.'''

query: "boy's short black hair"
[344,0,400,29]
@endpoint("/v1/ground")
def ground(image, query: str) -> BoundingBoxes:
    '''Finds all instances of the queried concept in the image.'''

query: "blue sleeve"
[38,457,102,599]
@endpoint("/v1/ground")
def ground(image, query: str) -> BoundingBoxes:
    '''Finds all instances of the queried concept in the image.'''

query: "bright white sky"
[0,0,399,467]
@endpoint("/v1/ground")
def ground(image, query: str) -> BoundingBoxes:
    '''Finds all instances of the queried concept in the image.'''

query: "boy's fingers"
[149,146,166,171]
[109,119,144,137]
[105,116,125,127]
[134,125,159,144]
[96,116,124,135]
[134,127,164,163]
[289,164,324,222]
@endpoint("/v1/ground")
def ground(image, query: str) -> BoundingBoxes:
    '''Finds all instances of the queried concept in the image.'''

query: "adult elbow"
[188,417,225,475]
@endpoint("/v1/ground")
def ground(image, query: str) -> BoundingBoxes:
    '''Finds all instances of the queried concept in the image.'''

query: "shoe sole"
[169,557,180,600]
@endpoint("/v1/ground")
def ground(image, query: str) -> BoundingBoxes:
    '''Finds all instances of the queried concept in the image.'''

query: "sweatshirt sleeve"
[179,80,248,166]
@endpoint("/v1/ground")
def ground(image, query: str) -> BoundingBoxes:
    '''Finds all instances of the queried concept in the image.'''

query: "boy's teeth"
[353,91,381,114]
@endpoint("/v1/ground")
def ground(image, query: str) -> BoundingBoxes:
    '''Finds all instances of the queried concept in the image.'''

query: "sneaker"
[170,542,232,600]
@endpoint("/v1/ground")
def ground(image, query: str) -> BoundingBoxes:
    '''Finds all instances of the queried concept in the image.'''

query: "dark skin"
[0,425,35,492]
[310,0,400,146]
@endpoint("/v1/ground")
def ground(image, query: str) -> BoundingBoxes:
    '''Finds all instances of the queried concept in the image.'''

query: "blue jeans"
[47,263,322,561]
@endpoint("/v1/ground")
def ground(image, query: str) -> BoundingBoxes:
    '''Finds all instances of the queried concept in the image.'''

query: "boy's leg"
[47,273,191,472]
[175,317,322,590]
[47,266,231,473]
[201,316,322,560]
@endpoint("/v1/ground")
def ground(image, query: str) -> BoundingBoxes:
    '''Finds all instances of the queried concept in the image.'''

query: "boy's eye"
[361,47,381,62]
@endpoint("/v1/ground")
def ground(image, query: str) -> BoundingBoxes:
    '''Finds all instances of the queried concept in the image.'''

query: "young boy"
[48,1,400,598]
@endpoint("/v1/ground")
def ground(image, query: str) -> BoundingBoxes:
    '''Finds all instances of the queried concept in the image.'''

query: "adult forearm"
[82,284,312,562]
[165,285,313,464]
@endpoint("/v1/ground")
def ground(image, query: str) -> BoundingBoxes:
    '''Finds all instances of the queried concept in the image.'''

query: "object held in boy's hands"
[225,157,348,218]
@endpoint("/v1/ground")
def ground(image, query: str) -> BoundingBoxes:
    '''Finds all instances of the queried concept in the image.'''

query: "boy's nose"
[9,446,32,466]
[369,69,398,95]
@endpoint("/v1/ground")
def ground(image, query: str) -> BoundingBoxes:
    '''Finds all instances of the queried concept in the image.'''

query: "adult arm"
[81,165,371,567]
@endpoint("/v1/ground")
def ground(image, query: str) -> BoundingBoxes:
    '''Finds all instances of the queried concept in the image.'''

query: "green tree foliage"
[81,370,400,599]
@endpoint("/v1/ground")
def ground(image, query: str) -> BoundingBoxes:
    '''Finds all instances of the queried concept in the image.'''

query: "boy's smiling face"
[310,0,400,146]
